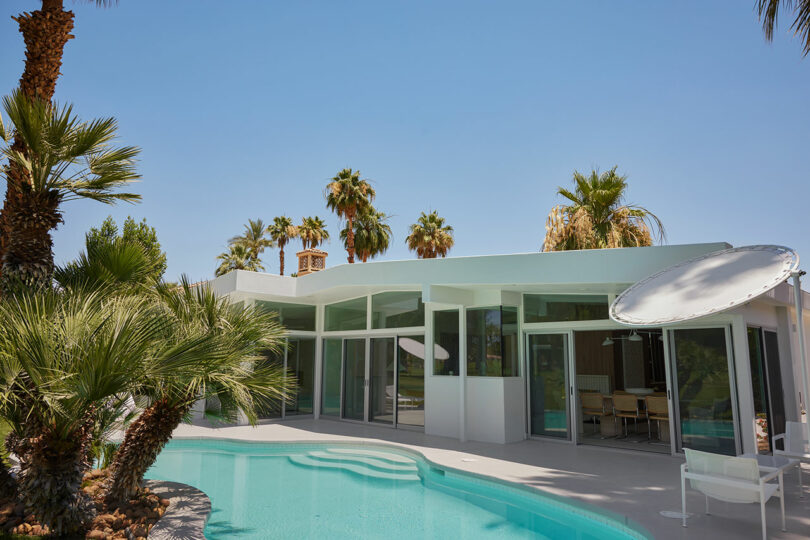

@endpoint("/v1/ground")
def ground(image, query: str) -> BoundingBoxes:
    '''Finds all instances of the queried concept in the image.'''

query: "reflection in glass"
[433,310,460,375]
[286,338,315,415]
[397,336,425,427]
[342,339,366,421]
[256,301,316,331]
[321,339,342,416]
[466,307,518,377]
[523,294,609,323]
[672,328,736,455]
[764,330,786,449]
[370,338,396,424]
[371,292,425,329]
[528,334,569,439]
[256,347,284,419]
[324,297,367,331]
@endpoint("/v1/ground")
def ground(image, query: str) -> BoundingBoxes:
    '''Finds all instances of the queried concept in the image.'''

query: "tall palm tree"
[229,218,274,262]
[299,216,330,250]
[0,0,119,285]
[215,244,264,276]
[0,90,140,291]
[325,168,375,263]
[758,0,810,56]
[267,216,299,276]
[542,167,664,252]
[340,208,392,262]
[406,211,455,259]
[102,278,290,503]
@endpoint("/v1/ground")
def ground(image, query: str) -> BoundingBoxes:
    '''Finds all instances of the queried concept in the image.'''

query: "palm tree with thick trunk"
[299,216,330,250]
[542,167,664,252]
[0,90,140,292]
[340,207,392,262]
[103,278,290,503]
[0,0,118,285]
[325,169,375,263]
[0,287,187,535]
[406,211,454,259]
[267,216,298,275]
[757,0,810,55]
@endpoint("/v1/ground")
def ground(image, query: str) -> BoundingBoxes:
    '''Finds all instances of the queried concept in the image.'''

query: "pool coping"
[165,435,653,539]
[145,479,211,540]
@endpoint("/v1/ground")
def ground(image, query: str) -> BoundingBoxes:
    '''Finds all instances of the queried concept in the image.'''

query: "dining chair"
[612,392,647,438]
[580,392,611,435]
[645,394,669,441]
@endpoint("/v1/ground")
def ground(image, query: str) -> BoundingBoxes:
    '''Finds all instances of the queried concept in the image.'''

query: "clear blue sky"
[1,1,808,281]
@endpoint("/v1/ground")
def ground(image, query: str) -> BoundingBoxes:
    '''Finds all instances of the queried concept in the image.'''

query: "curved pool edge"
[164,436,653,540]
[145,479,212,540]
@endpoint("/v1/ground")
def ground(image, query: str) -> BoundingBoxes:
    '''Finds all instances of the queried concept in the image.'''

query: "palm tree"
[299,216,330,250]
[0,287,177,534]
[0,0,119,285]
[267,216,299,276]
[215,244,264,276]
[340,208,392,262]
[102,278,290,503]
[55,237,156,292]
[325,168,375,263]
[543,167,664,252]
[758,0,810,56]
[0,90,140,291]
[406,211,455,259]
[229,218,274,262]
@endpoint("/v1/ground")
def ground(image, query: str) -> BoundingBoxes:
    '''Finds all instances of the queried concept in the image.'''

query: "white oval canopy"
[610,245,799,326]
[399,337,450,361]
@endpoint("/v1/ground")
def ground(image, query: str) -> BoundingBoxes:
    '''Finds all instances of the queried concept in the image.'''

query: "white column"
[792,271,810,426]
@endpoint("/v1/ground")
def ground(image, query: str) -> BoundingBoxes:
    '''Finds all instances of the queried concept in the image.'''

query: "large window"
[324,297,367,331]
[371,291,424,329]
[466,306,519,377]
[321,339,342,416]
[256,301,316,331]
[523,294,609,323]
[286,338,315,415]
[433,310,460,375]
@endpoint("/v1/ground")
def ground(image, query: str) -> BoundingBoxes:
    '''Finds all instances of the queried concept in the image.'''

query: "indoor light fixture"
[628,330,643,342]
[601,336,614,346]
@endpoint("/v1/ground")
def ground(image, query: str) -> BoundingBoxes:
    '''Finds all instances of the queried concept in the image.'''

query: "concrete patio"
[172,418,810,539]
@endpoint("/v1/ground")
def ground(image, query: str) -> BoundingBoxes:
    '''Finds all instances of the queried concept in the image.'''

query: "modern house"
[209,242,809,458]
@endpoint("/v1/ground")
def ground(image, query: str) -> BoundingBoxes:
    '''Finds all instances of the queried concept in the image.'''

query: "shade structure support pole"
[791,271,810,426]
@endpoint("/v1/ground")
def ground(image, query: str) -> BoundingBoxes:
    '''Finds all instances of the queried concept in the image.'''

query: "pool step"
[288,454,421,482]
[306,450,419,473]
[321,447,417,465]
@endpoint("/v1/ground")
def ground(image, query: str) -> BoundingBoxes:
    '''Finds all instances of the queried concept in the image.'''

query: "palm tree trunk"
[17,418,96,536]
[279,242,285,276]
[0,0,74,286]
[1,186,62,293]
[346,214,355,264]
[103,396,194,503]
[0,463,15,500]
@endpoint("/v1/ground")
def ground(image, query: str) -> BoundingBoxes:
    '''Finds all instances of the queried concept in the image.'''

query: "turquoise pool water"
[146,439,648,540]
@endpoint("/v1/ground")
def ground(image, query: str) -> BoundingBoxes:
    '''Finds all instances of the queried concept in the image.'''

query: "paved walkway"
[172,419,810,540]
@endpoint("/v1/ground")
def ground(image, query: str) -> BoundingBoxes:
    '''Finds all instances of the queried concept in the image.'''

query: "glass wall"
[256,301,316,331]
[466,307,518,377]
[371,292,424,329]
[397,336,425,427]
[370,337,395,424]
[523,294,609,323]
[257,347,285,419]
[325,297,367,331]
[527,334,569,439]
[671,328,737,455]
[286,338,315,415]
[342,339,366,420]
[321,339,342,416]
[433,310,460,375]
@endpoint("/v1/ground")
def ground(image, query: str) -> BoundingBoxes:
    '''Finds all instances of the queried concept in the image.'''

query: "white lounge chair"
[681,448,785,540]
[773,420,810,497]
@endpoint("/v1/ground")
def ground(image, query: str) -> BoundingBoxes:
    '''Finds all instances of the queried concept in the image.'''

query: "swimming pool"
[146,439,649,539]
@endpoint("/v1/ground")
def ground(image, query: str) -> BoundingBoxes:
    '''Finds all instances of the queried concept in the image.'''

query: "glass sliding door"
[747,327,772,452]
[321,339,343,417]
[286,338,315,416]
[342,339,366,421]
[397,336,425,427]
[763,330,786,448]
[671,327,738,455]
[527,333,570,439]
[370,338,395,424]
